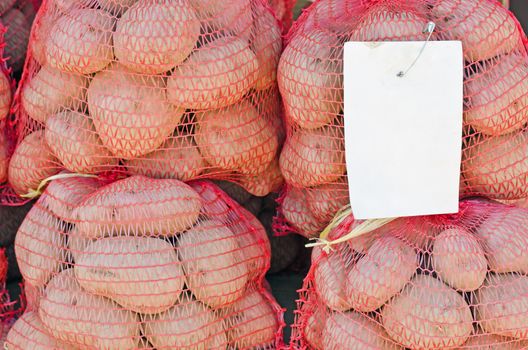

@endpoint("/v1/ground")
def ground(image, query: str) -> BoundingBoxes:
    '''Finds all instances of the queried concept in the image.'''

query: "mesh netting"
[3,0,285,204]
[5,176,284,349]
[291,199,528,349]
[275,0,528,238]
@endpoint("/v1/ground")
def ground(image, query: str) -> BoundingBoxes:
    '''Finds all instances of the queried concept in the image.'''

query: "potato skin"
[0,68,11,122]
[0,130,9,183]
[381,275,473,349]
[74,176,202,239]
[39,269,140,350]
[178,220,249,308]
[281,187,325,238]
[432,227,487,291]
[458,333,528,350]
[477,273,528,339]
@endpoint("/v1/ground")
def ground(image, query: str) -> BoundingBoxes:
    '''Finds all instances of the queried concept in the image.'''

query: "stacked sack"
[291,199,528,349]
[5,176,284,349]
[5,0,285,202]
[275,0,528,238]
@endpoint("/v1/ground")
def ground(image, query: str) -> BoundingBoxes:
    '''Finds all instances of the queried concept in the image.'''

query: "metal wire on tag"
[397,21,436,78]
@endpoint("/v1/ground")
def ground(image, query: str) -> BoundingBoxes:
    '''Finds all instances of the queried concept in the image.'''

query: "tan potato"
[463,132,528,200]
[280,126,346,188]
[98,0,138,15]
[31,8,61,65]
[8,130,61,195]
[251,3,282,91]
[5,311,75,350]
[14,203,67,288]
[0,131,9,183]
[458,333,528,349]
[125,134,205,181]
[45,111,117,173]
[239,158,284,197]
[224,289,278,349]
[304,306,325,350]
[51,0,93,12]
[66,226,93,264]
[1,8,30,72]
[189,0,252,39]
[74,176,202,238]
[75,236,185,314]
[45,8,115,74]
[21,66,89,124]
[39,269,140,349]
[0,71,10,122]
[432,227,487,291]
[167,36,259,110]
[278,29,343,130]
[431,0,521,62]
[465,53,528,136]
[87,64,183,159]
[313,246,352,312]
[382,275,473,349]
[306,179,349,223]
[346,236,417,312]
[178,220,249,308]
[281,187,325,238]
[142,298,227,349]
[477,273,528,338]
[195,100,278,175]
[255,87,286,146]
[323,311,402,350]
[114,0,200,74]
[476,207,528,273]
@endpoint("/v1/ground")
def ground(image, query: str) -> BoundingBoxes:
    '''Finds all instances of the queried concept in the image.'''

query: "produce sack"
[5,176,284,349]
[276,0,528,238]
[291,198,528,349]
[6,0,284,204]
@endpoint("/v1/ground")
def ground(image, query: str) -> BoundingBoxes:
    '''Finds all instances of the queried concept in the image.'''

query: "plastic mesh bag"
[275,0,528,238]
[291,199,528,349]
[6,176,284,349]
[5,0,284,203]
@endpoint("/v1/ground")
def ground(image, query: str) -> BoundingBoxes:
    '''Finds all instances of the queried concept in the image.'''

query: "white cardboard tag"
[343,41,463,220]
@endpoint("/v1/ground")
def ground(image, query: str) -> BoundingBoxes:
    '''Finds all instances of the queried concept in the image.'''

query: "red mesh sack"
[6,175,284,349]
[291,198,528,349]
[275,0,528,238]
[5,0,285,203]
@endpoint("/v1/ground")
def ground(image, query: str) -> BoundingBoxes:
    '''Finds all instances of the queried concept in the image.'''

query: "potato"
[432,227,487,291]
[1,8,30,72]
[195,100,278,175]
[304,306,325,350]
[0,131,9,183]
[98,0,138,15]
[75,236,185,314]
[45,111,117,173]
[8,130,61,195]
[114,0,200,74]
[323,311,402,350]
[346,236,417,312]
[476,207,528,273]
[5,311,74,350]
[349,8,427,42]
[254,87,286,146]
[224,289,278,348]
[74,176,202,238]
[15,203,67,288]
[87,64,183,159]
[280,126,346,188]
[21,66,89,124]
[41,173,101,222]
[382,275,473,349]
[39,269,140,349]
[459,333,528,349]
[45,8,115,74]
[281,187,325,238]
[189,0,252,39]
[431,0,521,62]
[142,298,227,349]
[463,132,528,200]
[477,273,528,338]
[178,220,249,308]
[251,3,282,91]
[313,246,352,312]
[306,179,349,223]
[66,226,93,264]
[278,29,343,130]
[239,158,284,197]
[31,9,61,65]
[125,134,205,181]
[0,71,10,122]
[167,36,259,110]
[465,53,528,136]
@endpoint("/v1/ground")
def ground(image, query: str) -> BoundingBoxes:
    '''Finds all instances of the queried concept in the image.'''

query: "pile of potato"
[295,199,528,349]
[8,0,284,199]
[277,0,528,238]
[5,176,281,349]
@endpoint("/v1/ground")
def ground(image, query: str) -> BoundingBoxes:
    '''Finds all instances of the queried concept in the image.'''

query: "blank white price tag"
[343,41,463,220]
